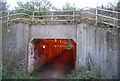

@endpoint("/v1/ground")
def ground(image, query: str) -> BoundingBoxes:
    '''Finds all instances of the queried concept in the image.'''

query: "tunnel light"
[60,40,61,43]
[54,45,56,47]
[43,46,45,48]
[55,39,57,42]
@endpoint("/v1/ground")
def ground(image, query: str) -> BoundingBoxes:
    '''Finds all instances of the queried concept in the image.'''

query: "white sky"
[6,0,119,10]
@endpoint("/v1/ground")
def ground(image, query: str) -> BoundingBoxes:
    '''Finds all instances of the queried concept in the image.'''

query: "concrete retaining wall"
[30,25,77,42]
[2,23,119,78]
[2,24,29,75]
[77,24,119,79]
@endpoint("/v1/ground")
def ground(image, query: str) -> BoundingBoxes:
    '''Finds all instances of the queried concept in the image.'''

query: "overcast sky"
[6,0,119,10]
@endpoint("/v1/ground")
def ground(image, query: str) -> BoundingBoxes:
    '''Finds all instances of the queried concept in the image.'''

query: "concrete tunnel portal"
[28,38,76,77]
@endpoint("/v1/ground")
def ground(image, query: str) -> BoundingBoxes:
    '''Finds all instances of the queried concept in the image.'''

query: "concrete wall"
[0,23,2,80]
[2,23,29,75]
[30,25,77,42]
[77,24,119,79]
[2,23,119,78]
[118,28,120,78]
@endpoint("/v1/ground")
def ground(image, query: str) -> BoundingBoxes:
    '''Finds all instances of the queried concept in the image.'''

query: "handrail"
[0,9,77,24]
[83,17,118,27]
[33,10,79,12]
[0,9,79,13]
[33,15,73,18]
[81,12,119,20]
[81,7,120,14]
[0,8,33,13]
[80,7,120,27]
[0,7,119,27]
[0,13,31,19]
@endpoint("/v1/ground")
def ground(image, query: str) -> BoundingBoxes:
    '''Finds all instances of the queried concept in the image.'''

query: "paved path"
[34,49,75,79]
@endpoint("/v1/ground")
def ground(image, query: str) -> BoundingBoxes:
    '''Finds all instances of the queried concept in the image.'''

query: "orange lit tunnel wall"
[29,39,76,70]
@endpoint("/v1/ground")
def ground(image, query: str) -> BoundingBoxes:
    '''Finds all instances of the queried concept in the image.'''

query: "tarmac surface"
[33,49,75,79]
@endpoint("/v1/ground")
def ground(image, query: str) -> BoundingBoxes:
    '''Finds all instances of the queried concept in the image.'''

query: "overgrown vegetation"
[65,67,100,79]
[2,66,38,79]
[2,65,100,79]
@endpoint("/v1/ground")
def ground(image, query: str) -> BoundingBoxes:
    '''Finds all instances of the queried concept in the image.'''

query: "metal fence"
[80,7,120,27]
[0,7,120,27]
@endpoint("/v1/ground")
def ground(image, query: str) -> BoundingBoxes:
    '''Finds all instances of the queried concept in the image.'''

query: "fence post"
[73,10,75,24]
[7,12,9,26]
[95,8,98,26]
[32,11,34,21]
[51,11,53,20]
[51,11,53,24]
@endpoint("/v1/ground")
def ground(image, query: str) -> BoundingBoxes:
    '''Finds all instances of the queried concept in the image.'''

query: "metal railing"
[80,7,120,27]
[0,9,80,25]
[0,7,120,27]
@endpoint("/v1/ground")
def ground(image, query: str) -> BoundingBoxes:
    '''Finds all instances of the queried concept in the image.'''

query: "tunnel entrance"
[28,39,76,78]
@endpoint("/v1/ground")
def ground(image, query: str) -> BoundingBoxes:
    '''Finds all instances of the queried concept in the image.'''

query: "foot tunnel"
[28,39,76,75]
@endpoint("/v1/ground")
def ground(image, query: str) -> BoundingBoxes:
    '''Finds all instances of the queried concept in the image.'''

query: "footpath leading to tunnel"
[32,49,74,79]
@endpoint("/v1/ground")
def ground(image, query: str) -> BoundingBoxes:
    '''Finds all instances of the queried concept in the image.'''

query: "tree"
[97,1,120,20]
[117,1,120,26]
[0,1,9,11]
[104,0,120,11]
[16,0,53,11]
[14,0,56,21]
[62,3,77,10]
[0,1,9,17]
[116,0,120,11]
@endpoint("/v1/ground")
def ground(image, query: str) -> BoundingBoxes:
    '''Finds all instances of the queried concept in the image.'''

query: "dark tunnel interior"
[29,39,76,78]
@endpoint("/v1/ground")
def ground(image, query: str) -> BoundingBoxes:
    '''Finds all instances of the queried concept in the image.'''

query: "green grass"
[2,65,100,79]
[65,67,100,79]
[2,66,38,79]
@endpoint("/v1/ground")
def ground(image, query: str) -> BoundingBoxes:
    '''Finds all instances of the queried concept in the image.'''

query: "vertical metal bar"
[13,11,16,24]
[96,0,98,26]
[51,11,53,24]
[7,12,9,26]
[51,11,53,20]
[32,11,34,21]
[73,10,75,24]
[95,8,98,26]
